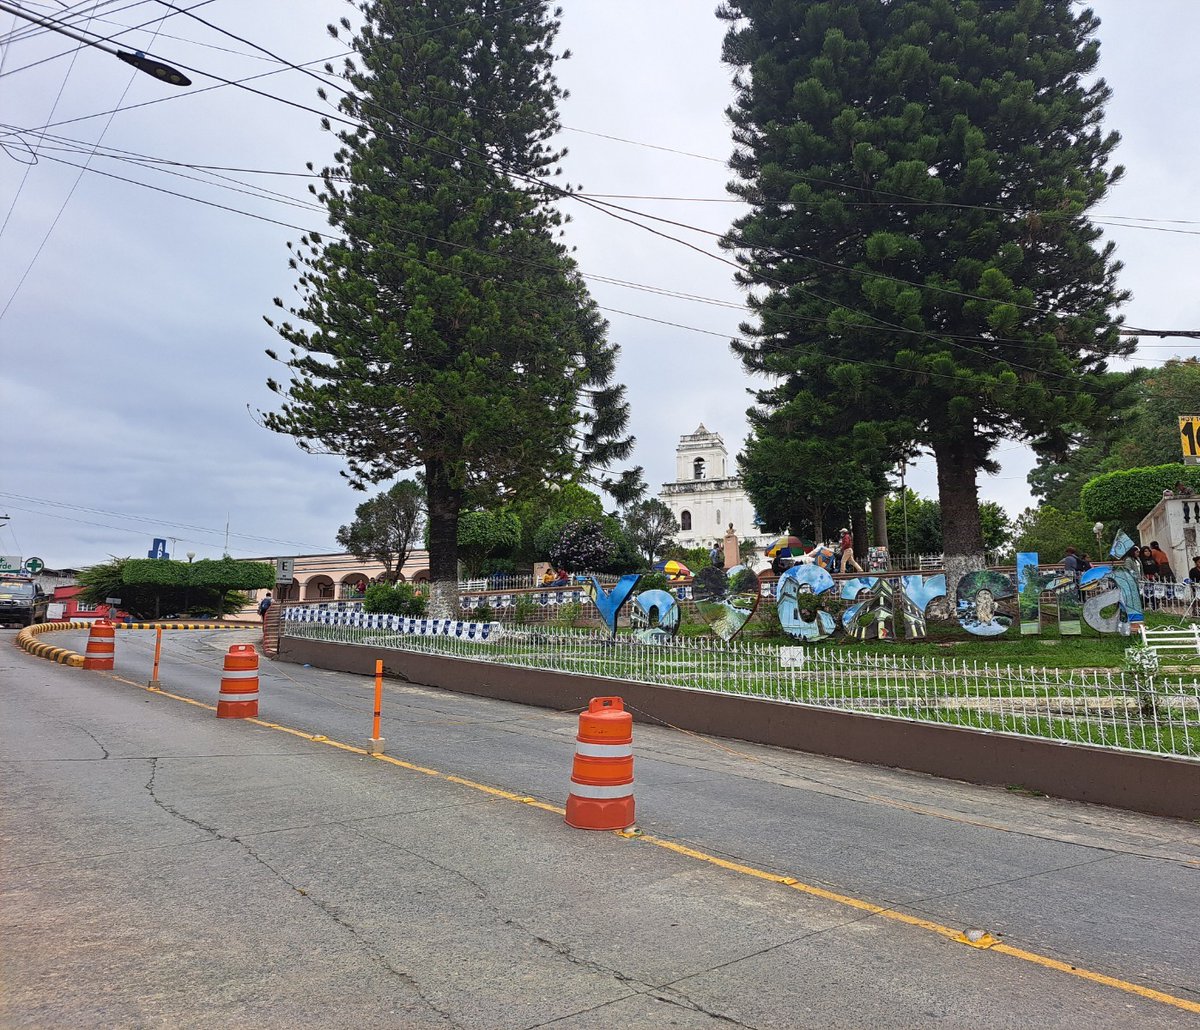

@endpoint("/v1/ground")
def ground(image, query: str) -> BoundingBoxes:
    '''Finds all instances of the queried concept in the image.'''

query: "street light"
[0,1,191,86]
[185,552,195,616]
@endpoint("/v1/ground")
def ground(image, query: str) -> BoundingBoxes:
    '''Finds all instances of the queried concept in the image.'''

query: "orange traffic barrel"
[217,644,259,718]
[82,620,115,670]
[565,696,635,830]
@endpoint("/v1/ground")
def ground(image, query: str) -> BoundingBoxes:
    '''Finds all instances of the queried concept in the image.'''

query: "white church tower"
[659,425,766,548]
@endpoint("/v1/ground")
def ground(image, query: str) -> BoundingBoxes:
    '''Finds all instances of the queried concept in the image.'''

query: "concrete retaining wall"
[277,636,1200,822]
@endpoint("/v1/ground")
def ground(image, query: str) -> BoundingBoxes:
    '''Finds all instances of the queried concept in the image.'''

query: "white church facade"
[658,425,770,548]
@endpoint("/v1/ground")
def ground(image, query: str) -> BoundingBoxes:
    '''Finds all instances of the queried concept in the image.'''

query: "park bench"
[1137,622,1200,660]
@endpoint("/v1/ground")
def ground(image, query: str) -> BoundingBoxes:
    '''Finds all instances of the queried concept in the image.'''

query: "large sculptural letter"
[957,571,1015,637]
[1080,565,1143,636]
[1017,553,1082,636]
[777,565,838,642]
[631,588,681,644]
[585,574,641,637]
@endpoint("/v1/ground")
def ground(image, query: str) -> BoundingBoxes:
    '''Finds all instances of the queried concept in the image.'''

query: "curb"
[15,621,91,667]
[15,621,254,668]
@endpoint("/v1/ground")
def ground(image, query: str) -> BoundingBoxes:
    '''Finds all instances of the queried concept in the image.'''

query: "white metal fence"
[283,618,1200,760]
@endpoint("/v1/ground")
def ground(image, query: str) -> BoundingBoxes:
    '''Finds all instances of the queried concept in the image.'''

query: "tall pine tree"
[718,0,1133,587]
[263,2,633,614]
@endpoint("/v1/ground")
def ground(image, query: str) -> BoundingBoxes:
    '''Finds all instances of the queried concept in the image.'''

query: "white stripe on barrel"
[573,740,634,758]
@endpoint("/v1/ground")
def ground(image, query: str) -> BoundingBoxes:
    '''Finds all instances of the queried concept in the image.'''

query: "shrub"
[363,581,427,616]
[635,571,671,594]
[514,595,538,625]
[472,602,494,623]
[556,600,582,628]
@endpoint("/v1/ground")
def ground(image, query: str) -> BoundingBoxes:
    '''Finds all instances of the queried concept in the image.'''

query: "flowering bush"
[548,518,615,571]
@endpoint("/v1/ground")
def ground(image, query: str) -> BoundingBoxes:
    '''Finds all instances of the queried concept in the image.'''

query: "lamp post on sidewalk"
[0,1,191,85]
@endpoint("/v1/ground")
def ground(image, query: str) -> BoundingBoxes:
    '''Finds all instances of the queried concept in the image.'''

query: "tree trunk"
[871,493,889,550]
[932,435,985,598]
[853,508,868,558]
[425,458,463,619]
[808,506,825,544]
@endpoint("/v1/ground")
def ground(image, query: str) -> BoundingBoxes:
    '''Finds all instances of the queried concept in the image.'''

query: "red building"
[46,585,127,623]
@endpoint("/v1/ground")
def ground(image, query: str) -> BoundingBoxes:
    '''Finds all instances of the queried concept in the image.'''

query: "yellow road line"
[99,668,1198,1016]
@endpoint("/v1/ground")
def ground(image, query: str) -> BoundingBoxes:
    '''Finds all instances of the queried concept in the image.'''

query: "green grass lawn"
[669,607,1195,671]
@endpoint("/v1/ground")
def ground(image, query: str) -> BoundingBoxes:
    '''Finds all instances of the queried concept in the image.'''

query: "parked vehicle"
[0,575,45,628]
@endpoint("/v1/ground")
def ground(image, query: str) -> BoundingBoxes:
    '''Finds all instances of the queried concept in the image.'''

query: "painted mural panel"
[776,565,837,642]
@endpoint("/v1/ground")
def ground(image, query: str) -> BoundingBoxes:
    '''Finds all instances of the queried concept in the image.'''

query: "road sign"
[105,597,122,606]
[275,557,295,584]
[23,557,44,574]
[1181,415,1200,465]
[0,555,22,573]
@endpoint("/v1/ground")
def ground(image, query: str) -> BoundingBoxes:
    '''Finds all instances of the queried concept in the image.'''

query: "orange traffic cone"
[565,696,635,830]
[82,620,115,670]
[217,644,259,718]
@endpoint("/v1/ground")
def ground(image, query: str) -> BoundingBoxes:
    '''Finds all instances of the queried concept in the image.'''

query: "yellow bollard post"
[369,659,385,754]
[148,626,163,688]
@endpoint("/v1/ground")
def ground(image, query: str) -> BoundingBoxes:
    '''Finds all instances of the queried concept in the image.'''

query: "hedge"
[1079,464,1200,526]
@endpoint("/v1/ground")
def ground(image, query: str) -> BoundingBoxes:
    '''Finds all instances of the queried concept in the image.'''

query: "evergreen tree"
[718,0,1133,589]
[263,2,633,614]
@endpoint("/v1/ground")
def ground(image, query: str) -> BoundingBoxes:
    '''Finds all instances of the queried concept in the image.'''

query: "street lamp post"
[185,551,195,616]
[0,1,191,85]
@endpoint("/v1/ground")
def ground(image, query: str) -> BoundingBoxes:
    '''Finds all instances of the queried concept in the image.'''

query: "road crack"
[142,759,460,1025]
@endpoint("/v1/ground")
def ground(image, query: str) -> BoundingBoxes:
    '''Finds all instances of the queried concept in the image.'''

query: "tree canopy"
[718,0,1133,588]
[263,1,633,614]
[622,499,679,565]
[78,558,273,619]
[336,480,425,582]
[1028,358,1200,510]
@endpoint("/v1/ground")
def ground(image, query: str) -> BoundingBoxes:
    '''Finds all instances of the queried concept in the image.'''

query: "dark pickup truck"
[0,576,46,628]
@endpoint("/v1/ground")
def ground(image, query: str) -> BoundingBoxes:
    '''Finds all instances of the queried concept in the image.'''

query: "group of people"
[539,567,572,587]
[1135,542,1176,583]
[768,528,864,578]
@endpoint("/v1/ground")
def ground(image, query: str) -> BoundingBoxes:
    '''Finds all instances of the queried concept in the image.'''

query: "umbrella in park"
[653,559,692,579]
[764,536,807,558]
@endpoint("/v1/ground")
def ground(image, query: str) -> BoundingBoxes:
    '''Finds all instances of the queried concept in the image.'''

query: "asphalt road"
[2,626,1199,1028]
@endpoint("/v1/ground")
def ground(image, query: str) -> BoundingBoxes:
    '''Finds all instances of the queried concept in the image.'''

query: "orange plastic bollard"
[82,620,115,670]
[217,644,259,719]
[565,696,635,831]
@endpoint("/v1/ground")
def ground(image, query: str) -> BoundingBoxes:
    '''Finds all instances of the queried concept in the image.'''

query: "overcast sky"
[1,1,1197,569]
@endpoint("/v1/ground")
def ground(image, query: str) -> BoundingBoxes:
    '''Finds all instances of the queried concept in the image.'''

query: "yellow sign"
[1181,415,1200,461]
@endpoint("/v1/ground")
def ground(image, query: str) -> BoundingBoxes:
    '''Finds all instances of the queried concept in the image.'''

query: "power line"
[0,492,333,551]
[17,143,1197,391]
[6,7,1195,357]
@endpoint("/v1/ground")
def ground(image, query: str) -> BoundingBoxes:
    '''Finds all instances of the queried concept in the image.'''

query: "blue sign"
[148,538,170,559]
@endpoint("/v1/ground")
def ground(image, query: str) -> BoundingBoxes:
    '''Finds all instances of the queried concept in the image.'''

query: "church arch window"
[681,510,692,531]
[693,457,706,480]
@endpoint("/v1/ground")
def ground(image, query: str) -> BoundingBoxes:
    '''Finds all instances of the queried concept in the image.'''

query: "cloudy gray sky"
[1,0,1197,568]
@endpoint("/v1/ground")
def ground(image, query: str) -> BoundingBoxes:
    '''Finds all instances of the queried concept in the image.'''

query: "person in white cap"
[838,528,863,574]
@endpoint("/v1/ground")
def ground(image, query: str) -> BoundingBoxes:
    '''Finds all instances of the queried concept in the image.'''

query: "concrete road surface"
[2,627,1199,1028]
